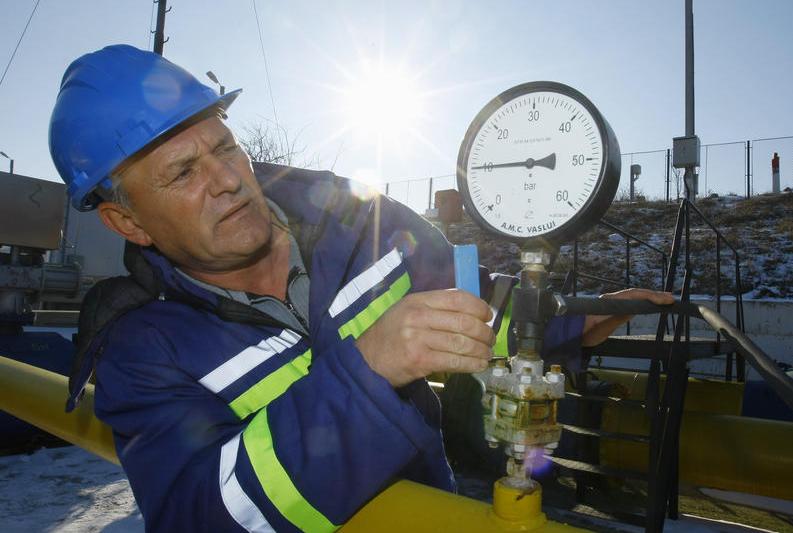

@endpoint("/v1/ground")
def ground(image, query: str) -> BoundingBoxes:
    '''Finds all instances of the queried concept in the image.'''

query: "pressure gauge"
[457,81,621,246]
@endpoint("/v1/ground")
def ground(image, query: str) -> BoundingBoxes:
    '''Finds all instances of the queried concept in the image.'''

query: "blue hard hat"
[49,44,241,211]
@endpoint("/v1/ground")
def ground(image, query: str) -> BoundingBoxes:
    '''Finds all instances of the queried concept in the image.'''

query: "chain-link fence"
[381,135,793,213]
[379,174,456,214]
[619,149,669,201]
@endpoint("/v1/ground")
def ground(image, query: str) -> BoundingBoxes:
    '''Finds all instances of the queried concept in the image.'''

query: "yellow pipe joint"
[341,478,583,533]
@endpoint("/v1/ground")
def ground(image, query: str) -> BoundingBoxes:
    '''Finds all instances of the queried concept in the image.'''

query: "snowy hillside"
[442,190,793,298]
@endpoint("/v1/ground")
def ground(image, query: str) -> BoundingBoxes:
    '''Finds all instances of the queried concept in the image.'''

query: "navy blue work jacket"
[75,164,583,532]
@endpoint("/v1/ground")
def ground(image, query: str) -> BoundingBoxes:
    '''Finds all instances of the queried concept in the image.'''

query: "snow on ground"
[0,446,142,532]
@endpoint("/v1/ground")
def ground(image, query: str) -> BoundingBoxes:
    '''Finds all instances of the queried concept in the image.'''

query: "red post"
[772,152,780,193]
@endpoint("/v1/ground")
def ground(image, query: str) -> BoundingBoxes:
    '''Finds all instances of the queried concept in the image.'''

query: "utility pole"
[673,0,700,203]
[683,0,698,201]
[153,0,169,56]
[685,0,694,140]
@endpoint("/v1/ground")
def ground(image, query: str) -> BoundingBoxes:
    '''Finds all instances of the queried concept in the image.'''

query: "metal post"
[625,238,631,335]
[662,256,669,334]
[717,236,727,379]
[153,0,168,56]
[572,240,579,297]
[715,236,721,319]
[666,149,671,203]
[684,168,695,202]
[685,200,690,342]
[428,177,434,211]
[385,182,390,196]
[746,140,751,198]
[59,195,71,265]
[647,269,691,530]
[685,0,695,137]
[683,0,697,203]
[666,274,692,522]
[735,258,746,381]
[736,255,744,332]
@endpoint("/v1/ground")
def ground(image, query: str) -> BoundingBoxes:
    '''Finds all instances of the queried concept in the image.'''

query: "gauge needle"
[472,153,556,171]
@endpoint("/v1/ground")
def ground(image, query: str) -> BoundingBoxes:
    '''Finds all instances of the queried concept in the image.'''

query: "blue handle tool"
[453,244,480,297]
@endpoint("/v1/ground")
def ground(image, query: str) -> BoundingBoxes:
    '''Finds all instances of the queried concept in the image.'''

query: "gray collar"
[175,198,310,334]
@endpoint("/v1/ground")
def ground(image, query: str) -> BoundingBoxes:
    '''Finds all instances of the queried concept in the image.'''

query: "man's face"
[115,115,274,272]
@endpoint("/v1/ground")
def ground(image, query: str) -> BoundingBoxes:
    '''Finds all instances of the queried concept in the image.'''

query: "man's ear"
[97,202,153,247]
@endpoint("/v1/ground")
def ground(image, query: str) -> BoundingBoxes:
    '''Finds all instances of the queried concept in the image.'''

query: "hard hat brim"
[78,88,243,211]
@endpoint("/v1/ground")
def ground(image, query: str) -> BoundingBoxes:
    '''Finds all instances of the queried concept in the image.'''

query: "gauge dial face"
[458,83,614,242]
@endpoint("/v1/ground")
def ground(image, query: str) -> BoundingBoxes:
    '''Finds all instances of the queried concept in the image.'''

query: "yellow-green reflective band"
[493,297,512,358]
[243,409,338,532]
[229,350,312,419]
[338,271,411,340]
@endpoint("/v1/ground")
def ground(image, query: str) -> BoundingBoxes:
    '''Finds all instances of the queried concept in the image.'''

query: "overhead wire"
[0,0,41,90]
[251,0,282,141]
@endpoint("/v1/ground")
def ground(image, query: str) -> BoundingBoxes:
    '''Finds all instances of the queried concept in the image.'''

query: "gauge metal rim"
[456,80,621,247]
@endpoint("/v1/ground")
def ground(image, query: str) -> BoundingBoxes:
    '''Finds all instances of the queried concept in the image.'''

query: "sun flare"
[341,64,425,143]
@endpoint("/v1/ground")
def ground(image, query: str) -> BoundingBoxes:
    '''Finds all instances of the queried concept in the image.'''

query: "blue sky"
[1,0,792,205]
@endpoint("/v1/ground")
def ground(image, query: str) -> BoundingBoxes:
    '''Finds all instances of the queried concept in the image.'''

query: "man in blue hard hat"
[52,45,671,532]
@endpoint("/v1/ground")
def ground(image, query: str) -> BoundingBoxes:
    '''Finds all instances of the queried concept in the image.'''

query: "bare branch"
[235,121,317,168]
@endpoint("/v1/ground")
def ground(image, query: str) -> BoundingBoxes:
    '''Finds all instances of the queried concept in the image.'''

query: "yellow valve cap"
[493,478,546,524]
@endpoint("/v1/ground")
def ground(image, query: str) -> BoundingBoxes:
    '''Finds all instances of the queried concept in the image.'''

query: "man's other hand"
[355,289,496,387]
[582,288,675,347]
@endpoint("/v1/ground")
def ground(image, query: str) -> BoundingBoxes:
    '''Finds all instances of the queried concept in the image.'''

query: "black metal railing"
[562,198,745,379]
[643,194,745,529]
[678,198,746,380]
[564,219,669,335]
[549,196,748,530]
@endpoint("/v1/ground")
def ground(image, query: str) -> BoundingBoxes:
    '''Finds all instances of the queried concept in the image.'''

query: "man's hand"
[355,289,496,388]
[582,288,674,347]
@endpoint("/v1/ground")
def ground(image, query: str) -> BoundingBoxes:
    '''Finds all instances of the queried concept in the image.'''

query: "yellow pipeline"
[588,368,744,415]
[600,401,793,500]
[0,356,585,532]
[343,479,584,533]
[591,369,793,500]
[0,355,118,464]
